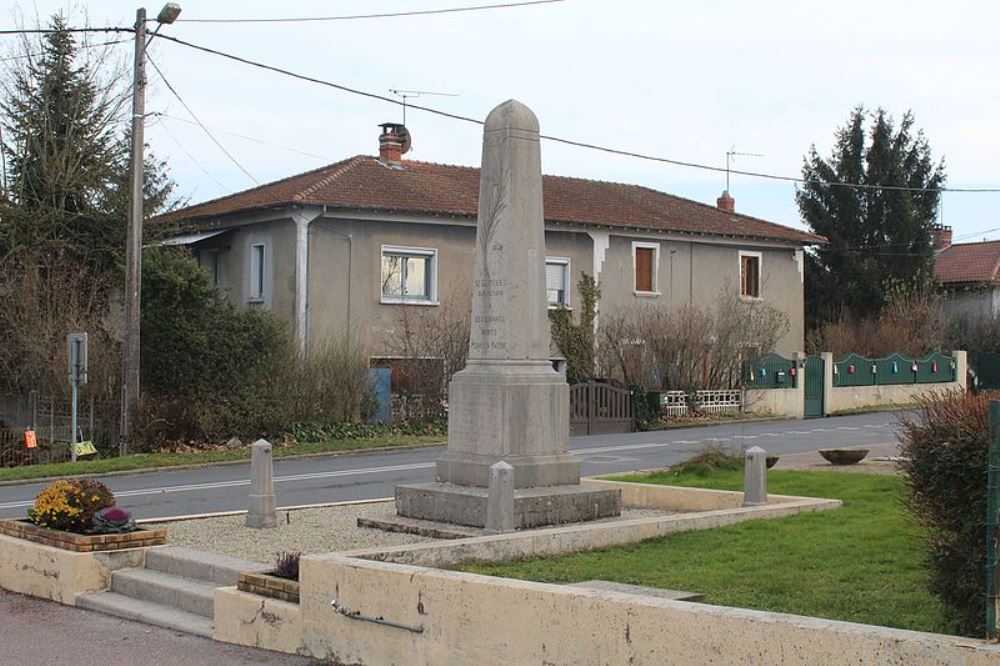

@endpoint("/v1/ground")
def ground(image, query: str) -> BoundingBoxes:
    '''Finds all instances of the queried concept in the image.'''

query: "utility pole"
[120,4,181,454]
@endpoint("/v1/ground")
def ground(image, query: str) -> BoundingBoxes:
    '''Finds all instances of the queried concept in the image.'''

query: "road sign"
[67,332,88,385]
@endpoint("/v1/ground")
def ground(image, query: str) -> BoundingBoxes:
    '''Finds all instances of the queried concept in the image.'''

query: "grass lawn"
[459,469,953,635]
[0,434,444,483]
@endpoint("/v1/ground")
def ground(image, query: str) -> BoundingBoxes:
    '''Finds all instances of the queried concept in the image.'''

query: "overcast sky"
[6,1,1000,241]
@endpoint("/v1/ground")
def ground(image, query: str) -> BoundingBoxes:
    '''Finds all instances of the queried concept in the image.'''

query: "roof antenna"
[389,89,459,126]
[725,146,763,192]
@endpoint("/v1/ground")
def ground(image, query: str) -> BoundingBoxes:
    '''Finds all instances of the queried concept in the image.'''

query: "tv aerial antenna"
[389,89,459,126]
[725,146,764,192]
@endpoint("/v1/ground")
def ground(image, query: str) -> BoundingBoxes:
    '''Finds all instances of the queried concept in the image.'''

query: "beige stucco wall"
[0,534,145,605]
[188,212,807,360]
[596,234,805,355]
[289,554,1000,666]
[214,586,304,653]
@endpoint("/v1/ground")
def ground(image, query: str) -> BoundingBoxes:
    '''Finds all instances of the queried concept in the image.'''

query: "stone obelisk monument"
[394,100,620,529]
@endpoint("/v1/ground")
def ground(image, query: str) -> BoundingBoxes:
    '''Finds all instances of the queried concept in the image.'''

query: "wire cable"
[178,0,565,24]
[156,112,332,161]
[151,32,1000,196]
[0,27,131,36]
[154,115,232,192]
[0,37,128,62]
[147,53,260,185]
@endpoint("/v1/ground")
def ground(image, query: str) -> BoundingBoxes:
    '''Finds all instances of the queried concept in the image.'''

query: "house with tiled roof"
[155,123,823,363]
[933,227,1000,318]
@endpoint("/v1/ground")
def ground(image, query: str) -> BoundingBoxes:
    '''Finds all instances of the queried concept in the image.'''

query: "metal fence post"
[987,400,1000,638]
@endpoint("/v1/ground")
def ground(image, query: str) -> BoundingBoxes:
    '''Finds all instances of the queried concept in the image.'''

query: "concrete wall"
[189,211,807,359]
[0,534,145,605]
[596,235,805,355]
[939,285,1000,320]
[824,350,967,415]
[286,554,1000,665]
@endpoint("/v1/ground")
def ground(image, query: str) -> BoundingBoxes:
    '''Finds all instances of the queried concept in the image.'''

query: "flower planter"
[818,449,869,466]
[0,519,165,553]
[238,570,300,604]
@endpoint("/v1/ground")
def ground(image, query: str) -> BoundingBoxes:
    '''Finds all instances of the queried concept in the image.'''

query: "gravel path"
[148,500,435,564]
[149,501,671,564]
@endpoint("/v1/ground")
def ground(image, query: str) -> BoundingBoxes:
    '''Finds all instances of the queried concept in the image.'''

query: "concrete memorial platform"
[394,99,620,529]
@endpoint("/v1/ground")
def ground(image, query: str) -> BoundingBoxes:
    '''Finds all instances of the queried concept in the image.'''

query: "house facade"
[933,227,1000,319]
[155,126,823,365]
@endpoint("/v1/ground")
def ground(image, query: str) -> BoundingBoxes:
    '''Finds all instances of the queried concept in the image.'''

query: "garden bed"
[237,570,299,603]
[0,518,165,552]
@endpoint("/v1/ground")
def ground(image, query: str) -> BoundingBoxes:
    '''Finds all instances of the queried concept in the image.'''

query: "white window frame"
[380,245,439,305]
[631,241,660,296]
[249,243,265,301]
[545,256,571,309]
[738,250,763,300]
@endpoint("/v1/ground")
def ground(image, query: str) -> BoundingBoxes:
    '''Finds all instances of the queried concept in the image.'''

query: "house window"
[381,246,438,304]
[740,251,761,299]
[632,242,659,294]
[545,257,570,308]
[199,249,220,287]
[249,244,265,300]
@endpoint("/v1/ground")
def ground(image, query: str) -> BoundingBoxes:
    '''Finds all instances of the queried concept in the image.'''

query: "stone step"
[111,567,216,618]
[145,546,268,586]
[76,591,214,638]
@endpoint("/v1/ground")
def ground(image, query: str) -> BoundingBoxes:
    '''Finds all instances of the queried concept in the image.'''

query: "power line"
[151,32,1000,196]
[155,112,332,161]
[178,0,565,24]
[154,115,232,193]
[0,37,128,62]
[146,53,259,185]
[0,27,131,36]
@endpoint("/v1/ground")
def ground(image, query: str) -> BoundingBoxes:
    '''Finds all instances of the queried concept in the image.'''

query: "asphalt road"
[0,411,903,521]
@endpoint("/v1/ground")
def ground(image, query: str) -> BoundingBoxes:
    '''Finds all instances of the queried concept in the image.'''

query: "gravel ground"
[149,501,670,564]
[148,500,435,564]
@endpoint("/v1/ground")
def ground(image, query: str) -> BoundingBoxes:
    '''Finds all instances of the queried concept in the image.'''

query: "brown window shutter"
[635,247,653,292]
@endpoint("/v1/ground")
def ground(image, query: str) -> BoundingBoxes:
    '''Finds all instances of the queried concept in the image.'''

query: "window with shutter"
[380,246,438,304]
[545,258,569,307]
[635,246,654,293]
[740,253,761,298]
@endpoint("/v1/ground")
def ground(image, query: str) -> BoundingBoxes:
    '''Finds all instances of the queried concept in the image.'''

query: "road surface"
[0,411,903,520]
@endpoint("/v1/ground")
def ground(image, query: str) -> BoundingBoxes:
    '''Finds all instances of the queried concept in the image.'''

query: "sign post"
[988,400,1000,639]
[67,333,88,463]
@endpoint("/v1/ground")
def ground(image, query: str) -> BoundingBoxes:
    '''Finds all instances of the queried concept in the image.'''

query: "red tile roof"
[153,155,824,245]
[935,241,1000,285]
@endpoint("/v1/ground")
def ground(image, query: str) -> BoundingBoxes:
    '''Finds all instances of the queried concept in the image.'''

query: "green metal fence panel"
[833,353,874,387]
[976,352,1000,390]
[745,353,797,389]
[873,353,913,386]
[914,352,955,383]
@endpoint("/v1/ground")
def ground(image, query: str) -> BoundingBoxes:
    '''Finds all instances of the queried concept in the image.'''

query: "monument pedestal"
[435,360,581,488]
[395,481,621,530]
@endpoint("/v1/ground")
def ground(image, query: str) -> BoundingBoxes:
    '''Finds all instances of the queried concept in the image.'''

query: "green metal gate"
[804,355,825,418]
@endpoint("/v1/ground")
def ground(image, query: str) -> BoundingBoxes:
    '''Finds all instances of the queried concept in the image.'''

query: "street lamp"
[120,3,181,454]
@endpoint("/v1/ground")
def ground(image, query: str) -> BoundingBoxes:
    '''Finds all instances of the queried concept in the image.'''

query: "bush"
[670,446,743,477]
[273,551,301,581]
[550,273,599,384]
[897,390,994,636]
[28,478,115,532]
[136,248,370,446]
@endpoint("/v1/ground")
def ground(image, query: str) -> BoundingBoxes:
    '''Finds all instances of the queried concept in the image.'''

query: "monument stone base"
[395,481,622,530]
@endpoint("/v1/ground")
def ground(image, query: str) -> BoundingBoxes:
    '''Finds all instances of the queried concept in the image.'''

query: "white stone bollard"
[742,446,768,507]
[485,461,515,532]
[246,439,277,528]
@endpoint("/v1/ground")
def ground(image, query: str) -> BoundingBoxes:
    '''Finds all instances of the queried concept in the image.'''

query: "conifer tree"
[797,107,945,327]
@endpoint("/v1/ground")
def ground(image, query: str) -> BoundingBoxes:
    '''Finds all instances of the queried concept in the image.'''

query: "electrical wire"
[0,37,128,63]
[0,27,131,36]
[146,53,259,185]
[178,0,565,24]
[154,115,232,193]
[156,112,332,161]
[150,32,1000,196]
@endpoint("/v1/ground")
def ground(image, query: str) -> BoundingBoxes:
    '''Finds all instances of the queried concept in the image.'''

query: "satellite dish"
[398,126,412,155]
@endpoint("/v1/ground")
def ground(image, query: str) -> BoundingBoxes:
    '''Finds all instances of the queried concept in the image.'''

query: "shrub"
[89,506,137,534]
[273,551,301,581]
[897,390,994,636]
[28,478,116,532]
[550,273,599,384]
[669,444,743,477]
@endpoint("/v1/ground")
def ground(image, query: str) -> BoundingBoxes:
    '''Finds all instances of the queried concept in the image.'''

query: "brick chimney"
[716,190,735,213]
[931,224,952,251]
[378,122,407,162]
